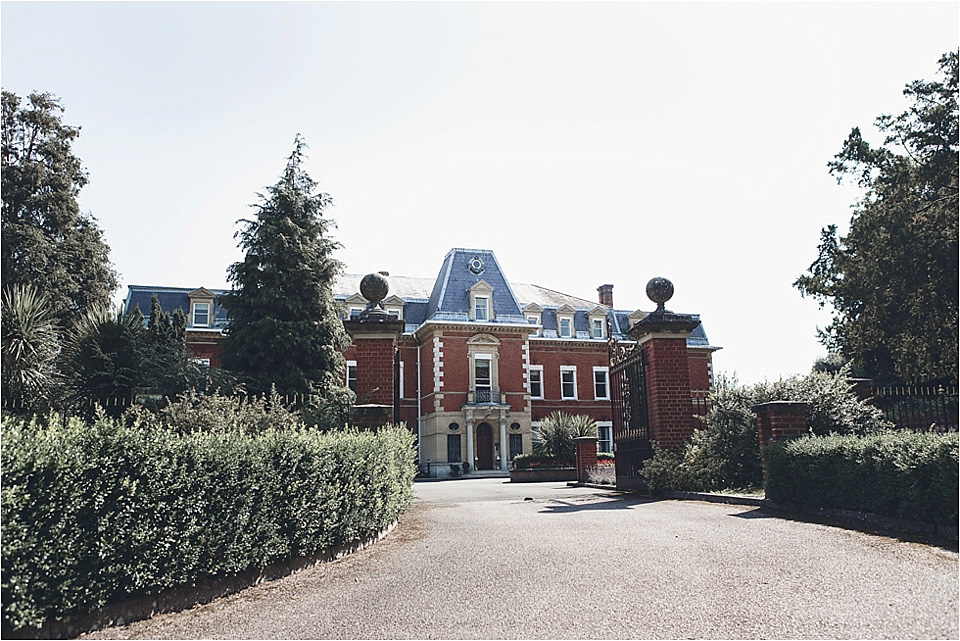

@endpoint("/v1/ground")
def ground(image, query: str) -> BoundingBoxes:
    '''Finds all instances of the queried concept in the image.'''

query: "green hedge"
[764,431,958,525]
[1,413,416,631]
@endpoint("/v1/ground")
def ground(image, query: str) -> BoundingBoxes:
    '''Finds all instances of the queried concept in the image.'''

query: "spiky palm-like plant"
[532,411,597,464]
[59,305,142,417]
[1,284,60,412]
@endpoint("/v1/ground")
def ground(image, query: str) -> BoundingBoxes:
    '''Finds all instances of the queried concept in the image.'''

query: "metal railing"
[469,388,504,404]
[871,385,958,431]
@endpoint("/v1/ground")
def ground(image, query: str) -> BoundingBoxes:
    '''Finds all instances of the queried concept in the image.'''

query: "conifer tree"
[2,91,118,327]
[220,137,354,404]
[796,52,958,384]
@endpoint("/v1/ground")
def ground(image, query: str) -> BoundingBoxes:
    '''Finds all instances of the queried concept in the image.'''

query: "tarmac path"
[84,478,958,639]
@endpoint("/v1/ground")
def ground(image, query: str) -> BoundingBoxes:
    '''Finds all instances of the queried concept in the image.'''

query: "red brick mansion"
[124,248,719,476]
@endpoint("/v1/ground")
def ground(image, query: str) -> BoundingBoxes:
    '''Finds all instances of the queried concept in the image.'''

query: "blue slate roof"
[124,286,230,329]
[425,249,525,323]
[128,249,717,350]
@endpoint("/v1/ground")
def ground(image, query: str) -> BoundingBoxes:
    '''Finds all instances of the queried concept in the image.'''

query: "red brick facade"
[150,249,719,478]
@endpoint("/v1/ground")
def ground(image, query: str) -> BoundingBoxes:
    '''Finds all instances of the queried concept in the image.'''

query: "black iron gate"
[608,338,650,489]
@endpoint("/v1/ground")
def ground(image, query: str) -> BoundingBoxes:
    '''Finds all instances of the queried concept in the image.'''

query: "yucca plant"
[59,305,142,417]
[1,284,60,412]
[532,411,597,464]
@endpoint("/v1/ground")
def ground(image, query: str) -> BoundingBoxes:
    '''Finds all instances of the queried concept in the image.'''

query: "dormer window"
[469,280,495,322]
[556,305,576,339]
[523,302,543,337]
[187,288,216,329]
[588,306,608,339]
[592,318,604,338]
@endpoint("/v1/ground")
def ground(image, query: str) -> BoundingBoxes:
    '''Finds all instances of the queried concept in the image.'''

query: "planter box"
[509,467,577,483]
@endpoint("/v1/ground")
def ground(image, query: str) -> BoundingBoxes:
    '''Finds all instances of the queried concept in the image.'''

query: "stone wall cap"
[750,401,809,413]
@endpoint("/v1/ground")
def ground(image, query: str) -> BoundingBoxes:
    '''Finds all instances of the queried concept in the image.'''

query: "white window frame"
[592,318,605,339]
[527,316,541,337]
[192,302,211,328]
[597,421,613,454]
[475,296,489,322]
[559,316,573,338]
[593,366,610,400]
[398,360,405,399]
[560,365,578,400]
[473,353,493,397]
[528,365,544,399]
[346,360,358,392]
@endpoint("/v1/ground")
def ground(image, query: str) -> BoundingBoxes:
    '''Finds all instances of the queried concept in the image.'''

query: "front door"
[476,423,494,470]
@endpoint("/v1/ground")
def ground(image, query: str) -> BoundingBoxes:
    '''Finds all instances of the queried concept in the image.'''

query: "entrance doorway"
[476,423,494,470]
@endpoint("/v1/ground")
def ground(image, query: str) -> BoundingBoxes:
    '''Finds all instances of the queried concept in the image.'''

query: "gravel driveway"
[84,478,958,639]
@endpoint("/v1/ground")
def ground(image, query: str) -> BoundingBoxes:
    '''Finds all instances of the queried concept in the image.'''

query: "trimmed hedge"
[1,413,416,631]
[764,431,958,525]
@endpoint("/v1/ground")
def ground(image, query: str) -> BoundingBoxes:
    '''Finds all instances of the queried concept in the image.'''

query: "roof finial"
[645,277,674,314]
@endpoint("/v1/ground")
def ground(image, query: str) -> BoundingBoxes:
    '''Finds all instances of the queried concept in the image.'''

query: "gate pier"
[610,277,702,490]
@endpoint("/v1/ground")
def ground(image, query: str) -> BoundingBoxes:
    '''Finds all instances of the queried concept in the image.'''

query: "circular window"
[468,256,485,274]
[449,422,460,431]
[510,422,521,431]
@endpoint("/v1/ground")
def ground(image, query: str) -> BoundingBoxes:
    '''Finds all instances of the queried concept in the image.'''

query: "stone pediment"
[467,333,501,346]
[468,279,494,294]
[523,302,543,313]
[188,287,216,299]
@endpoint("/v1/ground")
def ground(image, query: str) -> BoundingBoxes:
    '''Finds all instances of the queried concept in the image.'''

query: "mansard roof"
[124,285,230,329]
[332,249,716,349]
[425,248,525,323]
[124,249,717,348]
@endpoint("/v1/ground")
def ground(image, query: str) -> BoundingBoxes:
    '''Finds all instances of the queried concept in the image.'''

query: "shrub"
[764,431,958,525]
[586,463,616,485]
[642,370,891,492]
[1,412,416,632]
[532,412,596,464]
[512,453,572,470]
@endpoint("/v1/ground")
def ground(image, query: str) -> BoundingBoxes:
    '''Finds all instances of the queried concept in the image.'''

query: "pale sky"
[2,1,957,384]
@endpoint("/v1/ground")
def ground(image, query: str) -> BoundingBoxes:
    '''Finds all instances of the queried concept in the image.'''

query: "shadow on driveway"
[539,494,658,514]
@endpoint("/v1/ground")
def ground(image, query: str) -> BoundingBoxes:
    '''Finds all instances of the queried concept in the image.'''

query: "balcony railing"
[468,388,505,405]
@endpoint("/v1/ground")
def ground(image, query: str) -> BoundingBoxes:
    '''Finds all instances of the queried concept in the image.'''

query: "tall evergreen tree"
[220,137,354,401]
[796,52,959,384]
[1,91,118,326]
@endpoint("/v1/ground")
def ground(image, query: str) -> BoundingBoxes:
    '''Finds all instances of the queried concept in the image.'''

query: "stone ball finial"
[646,277,674,313]
[360,272,390,309]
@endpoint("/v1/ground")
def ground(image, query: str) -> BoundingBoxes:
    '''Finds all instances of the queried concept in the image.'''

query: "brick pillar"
[628,306,701,453]
[575,436,598,484]
[751,401,808,445]
[343,313,404,428]
[751,401,807,481]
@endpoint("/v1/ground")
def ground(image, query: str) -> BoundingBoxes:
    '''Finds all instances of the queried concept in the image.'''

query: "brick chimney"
[598,284,614,307]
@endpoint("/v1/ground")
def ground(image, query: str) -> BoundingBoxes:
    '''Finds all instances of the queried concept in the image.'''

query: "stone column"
[342,272,405,428]
[466,418,475,471]
[499,416,509,471]
[627,277,701,453]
